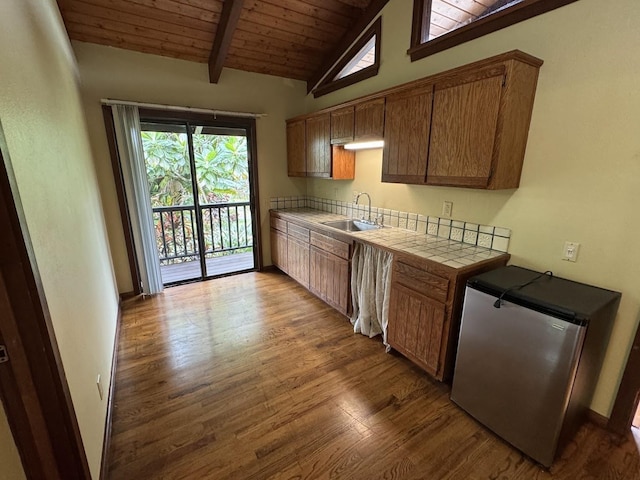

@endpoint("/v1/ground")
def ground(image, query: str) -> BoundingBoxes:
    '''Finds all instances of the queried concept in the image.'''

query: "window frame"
[409,0,580,62]
[313,17,382,99]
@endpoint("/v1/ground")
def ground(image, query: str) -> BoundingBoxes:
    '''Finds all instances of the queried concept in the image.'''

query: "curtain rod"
[100,99,266,119]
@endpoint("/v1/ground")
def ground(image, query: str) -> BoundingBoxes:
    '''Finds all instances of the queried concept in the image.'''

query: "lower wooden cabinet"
[271,211,510,384]
[309,246,350,315]
[270,228,288,273]
[387,283,445,377]
[287,235,309,289]
[271,211,353,316]
[387,253,509,381]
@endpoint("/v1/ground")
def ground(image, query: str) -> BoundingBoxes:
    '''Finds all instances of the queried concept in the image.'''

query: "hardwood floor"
[108,271,640,479]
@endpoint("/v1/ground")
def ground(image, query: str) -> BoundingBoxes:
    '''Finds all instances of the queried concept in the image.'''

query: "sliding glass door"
[140,118,257,285]
[191,126,254,278]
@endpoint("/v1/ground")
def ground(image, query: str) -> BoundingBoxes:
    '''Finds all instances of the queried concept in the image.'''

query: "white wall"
[305,0,640,417]
[0,402,26,480]
[0,1,120,477]
[73,42,308,293]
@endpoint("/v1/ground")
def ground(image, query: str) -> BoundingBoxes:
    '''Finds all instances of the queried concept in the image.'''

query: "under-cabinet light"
[343,140,384,150]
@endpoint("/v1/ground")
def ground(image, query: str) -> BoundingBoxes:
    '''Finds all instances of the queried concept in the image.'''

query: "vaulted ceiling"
[56,0,497,90]
[56,0,387,89]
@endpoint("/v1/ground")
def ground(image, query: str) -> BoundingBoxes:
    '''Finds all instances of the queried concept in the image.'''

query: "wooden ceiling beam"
[208,0,245,83]
[306,0,390,93]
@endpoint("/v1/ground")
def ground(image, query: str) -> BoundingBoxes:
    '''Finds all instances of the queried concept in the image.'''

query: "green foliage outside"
[141,131,253,265]
[141,131,249,207]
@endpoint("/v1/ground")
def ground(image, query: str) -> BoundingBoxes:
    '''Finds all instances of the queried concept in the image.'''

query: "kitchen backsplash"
[269,195,511,253]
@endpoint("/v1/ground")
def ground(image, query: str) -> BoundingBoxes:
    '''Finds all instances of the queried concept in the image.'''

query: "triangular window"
[313,17,381,98]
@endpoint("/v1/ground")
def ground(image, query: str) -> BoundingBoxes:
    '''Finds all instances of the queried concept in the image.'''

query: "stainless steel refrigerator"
[451,266,620,467]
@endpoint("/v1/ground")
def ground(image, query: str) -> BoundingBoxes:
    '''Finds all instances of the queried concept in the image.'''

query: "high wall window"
[313,17,381,98]
[409,0,579,62]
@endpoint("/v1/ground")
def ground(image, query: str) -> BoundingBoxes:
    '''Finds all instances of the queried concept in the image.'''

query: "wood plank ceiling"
[56,0,381,86]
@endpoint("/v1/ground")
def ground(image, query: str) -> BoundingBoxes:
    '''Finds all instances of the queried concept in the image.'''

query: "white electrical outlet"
[96,374,104,400]
[562,241,580,262]
[442,201,453,217]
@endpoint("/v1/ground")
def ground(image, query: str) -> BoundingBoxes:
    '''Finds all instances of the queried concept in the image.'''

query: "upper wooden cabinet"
[427,68,503,187]
[382,84,433,184]
[287,114,355,179]
[286,119,305,177]
[288,51,542,189]
[330,106,354,145]
[329,98,385,145]
[387,52,542,189]
[354,98,385,140]
[306,113,331,178]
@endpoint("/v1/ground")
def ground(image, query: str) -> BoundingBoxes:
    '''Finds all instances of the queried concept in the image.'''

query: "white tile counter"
[272,208,508,269]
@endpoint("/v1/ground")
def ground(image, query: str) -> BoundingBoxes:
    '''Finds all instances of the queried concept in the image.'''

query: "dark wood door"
[0,150,91,479]
[286,119,306,177]
[427,68,505,187]
[609,325,640,434]
[382,84,433,184]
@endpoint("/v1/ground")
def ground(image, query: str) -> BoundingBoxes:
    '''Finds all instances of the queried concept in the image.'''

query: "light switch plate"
[562,241,580,262]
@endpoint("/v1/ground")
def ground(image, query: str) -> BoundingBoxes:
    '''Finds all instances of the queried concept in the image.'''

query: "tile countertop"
[271,208,509,269]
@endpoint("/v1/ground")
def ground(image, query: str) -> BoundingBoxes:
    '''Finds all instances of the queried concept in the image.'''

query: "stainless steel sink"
[321,219,383,232]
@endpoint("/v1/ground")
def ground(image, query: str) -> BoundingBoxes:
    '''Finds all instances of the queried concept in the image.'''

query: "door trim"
[0,142,91,478]
[608,320,640,434]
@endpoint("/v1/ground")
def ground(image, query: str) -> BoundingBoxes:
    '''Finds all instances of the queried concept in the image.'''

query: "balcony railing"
[152,202,253,265]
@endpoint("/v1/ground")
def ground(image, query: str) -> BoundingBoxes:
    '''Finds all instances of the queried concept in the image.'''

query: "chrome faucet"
[355,192,372,223]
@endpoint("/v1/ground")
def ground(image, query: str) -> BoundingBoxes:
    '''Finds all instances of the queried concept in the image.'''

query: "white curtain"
[350,243,393,350]
[111,105,163,295]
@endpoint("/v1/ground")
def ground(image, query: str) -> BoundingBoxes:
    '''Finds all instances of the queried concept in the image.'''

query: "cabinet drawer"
[270,216,287,233]
[393,260,449,303]
[310,231,350,260]
[287,222,310,242]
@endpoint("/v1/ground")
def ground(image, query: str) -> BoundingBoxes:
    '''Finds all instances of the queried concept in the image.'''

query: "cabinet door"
[382,85,433,184]
[286,119,306,177]
[355,98,385,140]
[309,246,350,315]
[387,283,445,377]
[427,68,505,187]
[330,106,354,144]
[287,235,309,288]
[270,228,288,273]
[305,113,331,178]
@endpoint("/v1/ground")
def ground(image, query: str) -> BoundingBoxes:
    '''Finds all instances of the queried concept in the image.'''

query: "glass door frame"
[139,108,262,284]
[103,105,263,293]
